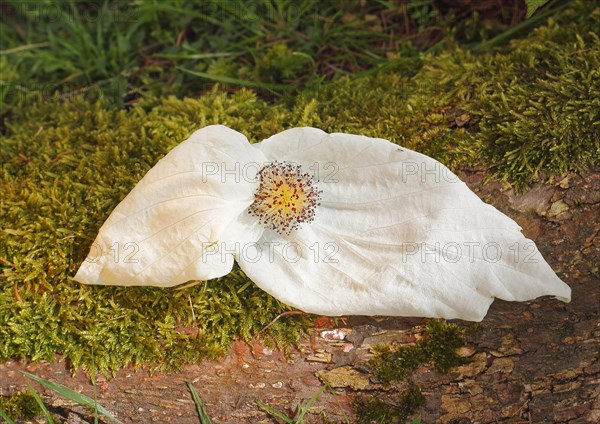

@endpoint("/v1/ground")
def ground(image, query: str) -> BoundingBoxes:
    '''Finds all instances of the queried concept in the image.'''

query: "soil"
[1,168,598,424]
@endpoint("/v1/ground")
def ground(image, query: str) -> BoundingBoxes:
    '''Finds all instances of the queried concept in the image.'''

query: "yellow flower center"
[249,162,321,234]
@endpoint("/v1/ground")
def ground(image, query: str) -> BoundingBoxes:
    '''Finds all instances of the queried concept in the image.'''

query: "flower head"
[74,125,571,321]
[248,161,321,234]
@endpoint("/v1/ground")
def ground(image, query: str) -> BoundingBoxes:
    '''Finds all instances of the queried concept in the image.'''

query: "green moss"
[0,391,42,421]
[292,1,599,185]
[421,320,469,373]
[353,383,424,424]
[474,19,600,187]
[252,43,314,85]
[370,344,425,384]
[370,320,468,384]
[359,321,464,423]
[0,89,308,373]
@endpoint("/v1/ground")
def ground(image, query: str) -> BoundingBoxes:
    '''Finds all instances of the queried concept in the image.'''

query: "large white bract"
[74,125,571,321]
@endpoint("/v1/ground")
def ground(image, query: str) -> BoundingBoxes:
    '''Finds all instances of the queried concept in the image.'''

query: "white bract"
[74,125,571,321]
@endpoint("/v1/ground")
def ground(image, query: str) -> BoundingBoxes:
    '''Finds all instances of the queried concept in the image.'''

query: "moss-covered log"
[1,1,598,377]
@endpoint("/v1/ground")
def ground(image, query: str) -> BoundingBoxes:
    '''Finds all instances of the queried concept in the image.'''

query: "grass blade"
[296,385,325,422]
[0,43,49,55]
[178,67,287,96]
[154,52,242,60]
[27,384,55,424]
[21,372,124,424]
[472,0,565,52]
[186,381,212,424]
[302,385,325,410]
[256,400,294,423]
[91,346,99,424]
[0,408,15,424]
[526,0,550,18]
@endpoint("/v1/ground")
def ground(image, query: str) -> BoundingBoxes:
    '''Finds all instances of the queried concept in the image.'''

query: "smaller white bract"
[74,125,571,321]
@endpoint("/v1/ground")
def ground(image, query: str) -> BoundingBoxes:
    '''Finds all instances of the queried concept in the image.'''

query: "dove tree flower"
[74,125,571,321]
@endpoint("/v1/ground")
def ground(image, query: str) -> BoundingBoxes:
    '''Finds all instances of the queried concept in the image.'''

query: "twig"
[0,258,22,302]
[254,311,307,338]
[0,42,49,55]
[188,293,196,322]
[173,280,203,290]
[14,283,23,302]
[0,257,16,268]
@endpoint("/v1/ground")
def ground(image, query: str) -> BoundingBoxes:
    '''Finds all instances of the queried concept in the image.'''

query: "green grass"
[187,382,212,424]
[5,372,215,423]
[25,384,57,424]
[1,0,565,111]
[0,0,598,374]
[257,385,326,424]
[1,371,119,423]
[22,371,123,423]
[4,374,340,423]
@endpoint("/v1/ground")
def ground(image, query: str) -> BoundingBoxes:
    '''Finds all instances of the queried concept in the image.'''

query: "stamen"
[248,161,321,234]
